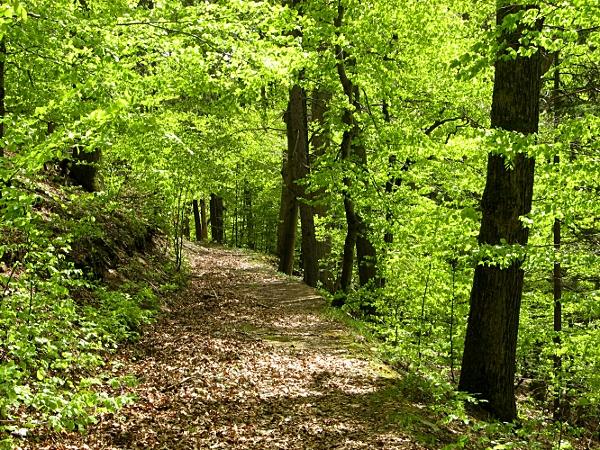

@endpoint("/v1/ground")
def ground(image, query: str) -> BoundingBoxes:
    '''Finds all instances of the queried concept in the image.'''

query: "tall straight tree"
[200,198,208,240]
[458,2,542,421]
[192,199,203,241]
[334,3,378,292]
[210,194,224,244]
[0,37,5,160]
[311,87,336,292]
[276,0,319,287]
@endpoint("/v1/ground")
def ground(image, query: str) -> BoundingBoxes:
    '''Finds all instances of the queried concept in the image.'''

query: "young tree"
[193,199,203,241]
[0,37,5,159]
[458,3,543,421]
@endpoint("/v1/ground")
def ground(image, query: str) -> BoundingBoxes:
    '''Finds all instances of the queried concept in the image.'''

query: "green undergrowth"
[323,291,591,449]
[0,177,185,448]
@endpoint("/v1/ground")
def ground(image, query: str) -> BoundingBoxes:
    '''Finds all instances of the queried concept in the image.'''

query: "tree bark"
[210,193,224,244]
[277,84,318,284]
[200,199,208,240]
[552,51,563,422]
[353,142,378,287]
[292,85,319,287]
[243,187,255,249]
[193,199,202,241]
[334,4,378,292]
[311,88,335,291]
[0,37,5,159]
[69,144,101,192]
[277,138,298,274]
[276,157,293,258]
[458,3,542,422]
[299,201,318,286]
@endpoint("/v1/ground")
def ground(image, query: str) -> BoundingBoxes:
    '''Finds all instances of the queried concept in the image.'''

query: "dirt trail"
[38,244,430,449]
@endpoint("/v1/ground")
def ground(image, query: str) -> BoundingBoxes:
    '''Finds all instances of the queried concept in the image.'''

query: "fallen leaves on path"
[28,244,430,449]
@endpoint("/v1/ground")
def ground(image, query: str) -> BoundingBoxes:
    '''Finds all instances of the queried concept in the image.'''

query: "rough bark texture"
[291,85,318,287]
[299,202,318,287]
[210,194,224,244]
[193,199,203,241]
[458,4,542,422]
[276,1,318,283]
[277,82,318,285]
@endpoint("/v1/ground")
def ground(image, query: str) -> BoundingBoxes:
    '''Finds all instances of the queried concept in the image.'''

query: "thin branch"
[424,116,463,136]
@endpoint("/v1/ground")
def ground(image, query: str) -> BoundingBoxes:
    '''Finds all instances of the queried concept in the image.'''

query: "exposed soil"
[29,243,437,449]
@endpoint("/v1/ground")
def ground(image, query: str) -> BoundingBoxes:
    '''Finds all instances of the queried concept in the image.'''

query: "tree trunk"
[334,4,378,292]
[243,187,255,249]
[552,52,563,422]
[353,142,378,287]
[340,194,358,292]
[277,145,298,274]
[182,204,190,239]
[0,37,5,159]
[69,144,101,192]
[299,201,318,286]
[458,3,542,422]
[292,85,319,287]
[210,194,224,244]
[193,199,202,241]
[277,82,318,281]
[276,0,319,284]
[200,199,208,240]
[311,88,336,292]
[276,157,293,258]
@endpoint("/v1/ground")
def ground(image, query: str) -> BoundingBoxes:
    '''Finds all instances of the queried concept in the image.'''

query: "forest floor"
[31,243,454,450]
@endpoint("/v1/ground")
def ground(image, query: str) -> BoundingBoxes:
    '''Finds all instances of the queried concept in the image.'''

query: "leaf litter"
[26,243,430,449]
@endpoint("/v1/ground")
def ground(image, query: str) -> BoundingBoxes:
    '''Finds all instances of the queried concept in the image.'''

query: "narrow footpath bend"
[44,244,430,449]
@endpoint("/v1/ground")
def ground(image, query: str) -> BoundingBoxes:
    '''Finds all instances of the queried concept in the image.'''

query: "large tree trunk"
[276,0,319,286]
[458,3,542,422]
[277,83,318,284]
[193,199,202,241]
[291,85,319,287]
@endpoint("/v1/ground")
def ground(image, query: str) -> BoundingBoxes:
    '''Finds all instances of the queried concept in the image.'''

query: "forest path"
[45,243,434,449]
